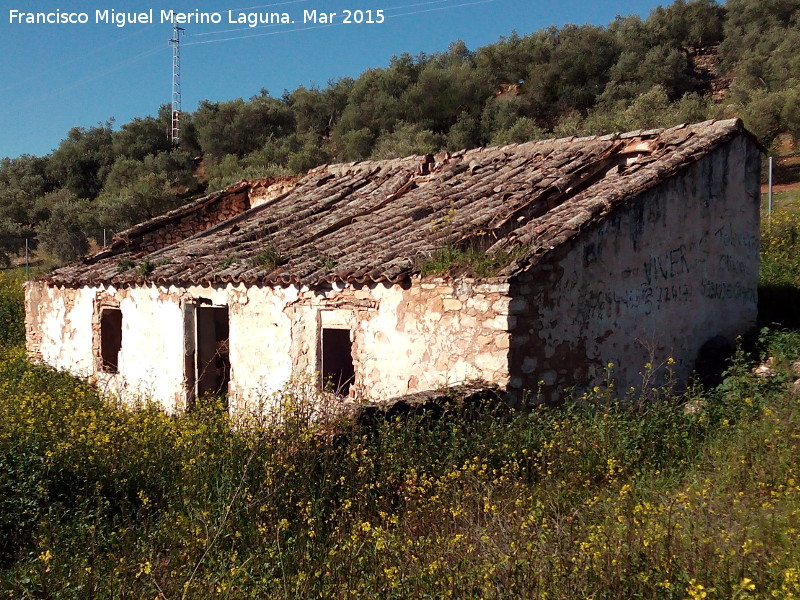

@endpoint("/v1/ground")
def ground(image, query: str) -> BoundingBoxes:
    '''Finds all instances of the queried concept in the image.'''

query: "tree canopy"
[1,0,798,266]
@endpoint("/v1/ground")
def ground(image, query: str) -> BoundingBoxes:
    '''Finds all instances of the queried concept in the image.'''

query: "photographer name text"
[8,8,386,27]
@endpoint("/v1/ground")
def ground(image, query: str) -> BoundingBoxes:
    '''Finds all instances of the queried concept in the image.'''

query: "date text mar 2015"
[303,9,385,23]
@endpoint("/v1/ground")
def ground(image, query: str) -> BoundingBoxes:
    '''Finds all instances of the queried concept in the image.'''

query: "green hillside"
[1,0,800,266]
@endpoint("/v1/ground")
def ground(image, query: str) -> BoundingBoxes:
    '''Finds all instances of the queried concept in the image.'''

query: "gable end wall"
[508,135,761,400]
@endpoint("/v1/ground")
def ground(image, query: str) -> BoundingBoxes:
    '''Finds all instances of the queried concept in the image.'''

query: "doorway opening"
[320,327,354,396]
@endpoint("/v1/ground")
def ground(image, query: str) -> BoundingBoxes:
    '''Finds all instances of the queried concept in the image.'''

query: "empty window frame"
[100,308,123,372]
[320,327,355,396]
[194,305,231,400]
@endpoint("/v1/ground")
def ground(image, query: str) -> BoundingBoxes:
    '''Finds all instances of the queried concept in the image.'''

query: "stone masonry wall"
[347,278,511,400]
[508,135,761,401]
[127,190,250,253]
[233,278,511,406]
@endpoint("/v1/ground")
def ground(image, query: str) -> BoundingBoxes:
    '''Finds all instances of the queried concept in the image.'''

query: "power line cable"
[385,0,470,12]
[183,23,335,46]
[3,45,166,113]
[189,0,459,37]
[390,0,497,18]
[190,0,311,36]
[2,22,159,96]
[191,0,478,39]
[183,0,499,46]
[227,0,310,11]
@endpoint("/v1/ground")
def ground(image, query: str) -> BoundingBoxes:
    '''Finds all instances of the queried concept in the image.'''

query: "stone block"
[474,283,510,294]
[491,299,510,315]
[494,333,510,349]
[484,315,509,330]
[453,280,473,298]
[461,314,477,328]
[443,298,463,311]
[466,297,490,312]
[474,351,504,372]
[521,356,538,374]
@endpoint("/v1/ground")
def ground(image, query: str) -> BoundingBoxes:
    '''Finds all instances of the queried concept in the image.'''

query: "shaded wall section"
[508,135,761,401]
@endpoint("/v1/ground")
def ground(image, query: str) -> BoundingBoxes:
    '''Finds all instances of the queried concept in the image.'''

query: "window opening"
[100,308,122,372]
[321,327,354,396]
[195,306,230,402]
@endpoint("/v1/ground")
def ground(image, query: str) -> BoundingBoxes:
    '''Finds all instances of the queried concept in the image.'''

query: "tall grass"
[761,209,800,289]
[760,208,800,327]
[0,212,798,598]
[0,341,797,599]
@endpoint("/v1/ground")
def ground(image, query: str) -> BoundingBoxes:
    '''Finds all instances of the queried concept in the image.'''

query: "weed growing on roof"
[137,259,155,277]
[116,257,135,273]
[249,246,281,271]
[423,201,530,277]
[420,243,529,278]
[219,254,238,270]
[318,253,337,271]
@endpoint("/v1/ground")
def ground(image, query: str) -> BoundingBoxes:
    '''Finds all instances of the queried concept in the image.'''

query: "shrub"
[0,272,23,346]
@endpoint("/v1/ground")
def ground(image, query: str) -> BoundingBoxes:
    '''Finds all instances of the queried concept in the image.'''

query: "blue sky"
[0,0,669,159]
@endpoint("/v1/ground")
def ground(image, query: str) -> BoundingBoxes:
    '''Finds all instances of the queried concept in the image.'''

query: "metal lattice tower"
[169,23,185,147]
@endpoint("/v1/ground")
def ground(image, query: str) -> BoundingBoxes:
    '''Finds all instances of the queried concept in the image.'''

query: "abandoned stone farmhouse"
[24,118,760,412]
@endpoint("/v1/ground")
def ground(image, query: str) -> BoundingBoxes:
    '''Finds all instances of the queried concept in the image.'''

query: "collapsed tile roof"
[45,118,753,288]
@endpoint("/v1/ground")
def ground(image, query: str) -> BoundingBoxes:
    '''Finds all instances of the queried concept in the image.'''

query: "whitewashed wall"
[25,278,512,412]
